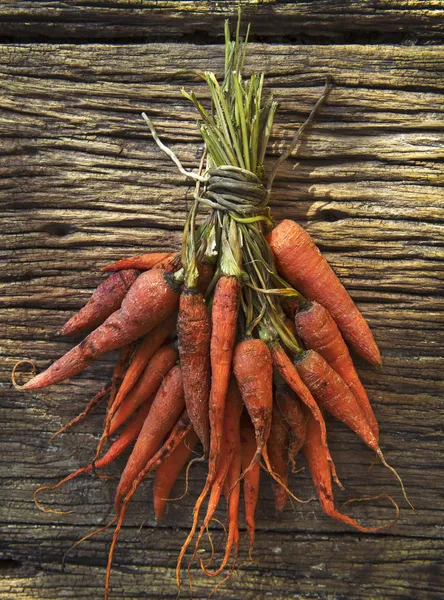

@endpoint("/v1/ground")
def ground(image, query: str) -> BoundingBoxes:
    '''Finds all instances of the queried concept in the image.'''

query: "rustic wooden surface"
[1,2,444,599]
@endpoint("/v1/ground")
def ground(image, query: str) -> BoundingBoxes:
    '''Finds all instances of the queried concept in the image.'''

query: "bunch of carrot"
[18,14,410,599]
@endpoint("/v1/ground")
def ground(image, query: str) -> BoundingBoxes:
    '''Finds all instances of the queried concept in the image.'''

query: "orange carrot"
[281,297,299,321]
[23,268,181,390]
[108,312,177,419]
[102,253,173,273]
[115,365,185,509]
[295,301,379,439]
[303,406,399,532]
[153,428,199,523]
[295,349,412,507]
[269,342,339,486]
[240,413,260,559]
[176,378,242,587]
[196,263,215,296]
[177,289,211,454]
[59,270,139,336]
[267,404,290,512]
[109,343,179,435]
[275,384,306,471]
[34,400,152,512]
[267,219,381,365]
[233,338,273,470]
[208,275,241,477]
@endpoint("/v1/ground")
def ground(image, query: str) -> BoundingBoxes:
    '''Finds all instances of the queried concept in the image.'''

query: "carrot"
[266,219,381,365]
[295,349,412,507]
[240,413,260,560]
[188,380,243,571]
[108,312,177,419]
[105,411,192,600]
[201,432,241,577]
[295,300,379,440]
[275,384,306,471]
[267,404,290,512]
[177,289,211,454]
[269,342,339,486]
[108,343,179,435]
[115,364,185,509]
[233,338,273,470]
[23,268,181,390]
[176,378,242,588]
[59,270,140,336]
[303,406,399,532]
[281,296,299,321]
[102,253,173,273]
[208,275,241,477]
[153,428,199,523]
[34,400,152,513]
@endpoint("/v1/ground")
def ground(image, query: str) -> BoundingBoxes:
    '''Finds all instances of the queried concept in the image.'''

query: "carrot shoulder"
[266,219,381,365]
[23,268,180,390]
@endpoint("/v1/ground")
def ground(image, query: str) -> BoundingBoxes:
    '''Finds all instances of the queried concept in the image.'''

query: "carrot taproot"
[267,404,290,512]
[240,413,260,560]
[105,411,192,600]
[275,384,306,471]
[50,383,111,441]
[177,289,211,454]
[108,343,178,435]
[295,349,412,507]
[23,268,181,390]
[115,364,185,509]
[34,400,152,513]
[102,253,173,273]
[108,312,177,418]
[176,378,242,588]
[266,219,381,365]
[153,428,199,523]
[201,432,241,577]
[295,300,379,440]
[188,379,243,572]
[59,270,139,337]
[269,342,339,486]
[303,406,399,532]
[208,275,241,477]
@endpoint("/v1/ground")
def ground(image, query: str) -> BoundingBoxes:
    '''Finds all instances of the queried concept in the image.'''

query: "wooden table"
[1,2,443,599]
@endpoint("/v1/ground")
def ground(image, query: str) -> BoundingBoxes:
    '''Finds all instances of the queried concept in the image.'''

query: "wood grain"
[1,0,444,44]
[1,38,443,600]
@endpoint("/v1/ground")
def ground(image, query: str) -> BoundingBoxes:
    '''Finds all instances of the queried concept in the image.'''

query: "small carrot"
[267,219,381,365]
[275,384,306,471]
[303,405,399,532]
[115,365,185,509]
[177,289,211,454]
[295,349,412,507]
[233,338,273,471]
[295,300,379,439]
[23,268,181,390]
[267,404,290,512]
[59,270,139,336]
[34,400,152,513]
[102,253,173,273]
[153,428,199,523]
[240,413,260,560]
[109,343,179,435]
[281,296,299,321]
[208,275,241,477]
[269,341,339,486]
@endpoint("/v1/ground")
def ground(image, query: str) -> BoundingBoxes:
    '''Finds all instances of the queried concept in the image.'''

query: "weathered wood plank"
[1,0,444,44]
[1,41,443,599]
